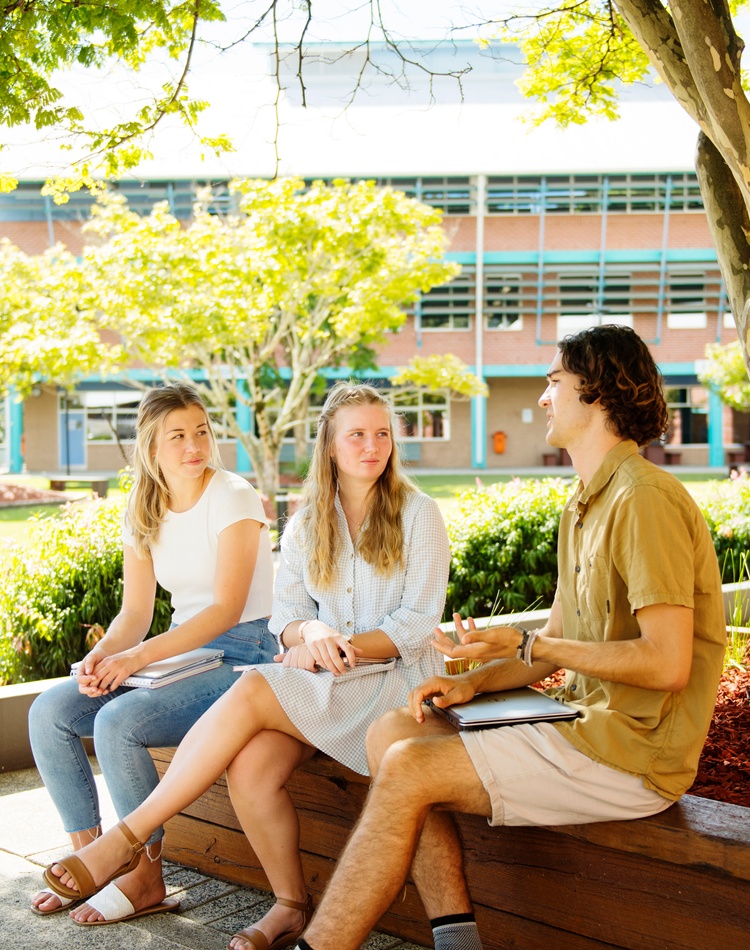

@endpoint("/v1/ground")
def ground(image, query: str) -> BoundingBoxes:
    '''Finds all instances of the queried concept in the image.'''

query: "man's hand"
[432,613,522,663]
[407,674,477,723]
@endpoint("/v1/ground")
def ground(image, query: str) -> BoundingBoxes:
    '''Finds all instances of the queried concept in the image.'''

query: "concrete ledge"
[0,676,68,772]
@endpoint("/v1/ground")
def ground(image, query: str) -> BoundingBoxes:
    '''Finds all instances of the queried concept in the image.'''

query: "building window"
[559,273,632,325]
[392,390,450,440]
[59,391,143,443]
[419,269,474,330]
[485,271,521,330]
[668,272,707,327]
[484,172,705,215]
[665,387,708,444]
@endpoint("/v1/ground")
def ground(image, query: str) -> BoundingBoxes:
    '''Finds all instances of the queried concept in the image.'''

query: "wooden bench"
[149,747,750,949]
[48,477,109,498]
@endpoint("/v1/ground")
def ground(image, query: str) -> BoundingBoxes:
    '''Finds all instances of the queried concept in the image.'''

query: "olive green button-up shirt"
[550,440,725,800]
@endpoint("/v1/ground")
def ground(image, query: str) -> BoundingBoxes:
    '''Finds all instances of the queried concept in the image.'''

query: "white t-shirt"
[123,469,273,625]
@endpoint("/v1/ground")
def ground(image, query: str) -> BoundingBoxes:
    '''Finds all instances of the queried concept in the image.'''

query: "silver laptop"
[426,687,579,730]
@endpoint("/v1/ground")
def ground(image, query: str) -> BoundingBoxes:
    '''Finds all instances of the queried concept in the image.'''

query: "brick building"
[1,41,745,475]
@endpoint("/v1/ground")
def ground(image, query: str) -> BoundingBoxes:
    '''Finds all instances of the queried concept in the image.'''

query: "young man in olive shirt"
[297,325,726,950]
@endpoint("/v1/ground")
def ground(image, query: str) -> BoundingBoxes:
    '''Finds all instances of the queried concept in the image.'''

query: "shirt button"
[577,522,583,529]
[575,565,581,573]
[346,621,352,627]
[576,609,581,616]
[570,684,577,692]
[347,587,352,593]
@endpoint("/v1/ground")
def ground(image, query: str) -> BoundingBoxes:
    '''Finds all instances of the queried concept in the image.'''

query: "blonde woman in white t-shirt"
[29,382,276,925]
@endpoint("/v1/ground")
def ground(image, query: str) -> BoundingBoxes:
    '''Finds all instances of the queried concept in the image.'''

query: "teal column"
[707,389,724,467]
[234,383,252,473]
[471,393,487,469]
[9,392,23,474]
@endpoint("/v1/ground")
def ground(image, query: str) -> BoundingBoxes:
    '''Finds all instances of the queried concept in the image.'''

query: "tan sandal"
[229,894,314,950]
[42,820,145,901]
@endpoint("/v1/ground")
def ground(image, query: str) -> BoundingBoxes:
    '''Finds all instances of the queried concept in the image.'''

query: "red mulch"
[0,482,68,504]
[691,663,750,807]
[537,662,750,809]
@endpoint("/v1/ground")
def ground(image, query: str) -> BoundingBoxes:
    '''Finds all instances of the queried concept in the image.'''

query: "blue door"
[59,410,86,468]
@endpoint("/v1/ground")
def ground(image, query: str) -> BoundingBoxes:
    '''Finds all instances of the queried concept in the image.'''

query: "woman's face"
[153,404,212,486]
[330,403,392,487]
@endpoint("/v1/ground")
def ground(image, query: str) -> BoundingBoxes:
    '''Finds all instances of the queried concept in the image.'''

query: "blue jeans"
[28,618,276,845]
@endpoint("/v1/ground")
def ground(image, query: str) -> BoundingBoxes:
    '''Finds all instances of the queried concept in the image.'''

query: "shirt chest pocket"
[575,554,610,625]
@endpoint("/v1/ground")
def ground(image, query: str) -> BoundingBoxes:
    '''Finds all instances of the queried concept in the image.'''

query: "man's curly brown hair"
[559,325,670,446]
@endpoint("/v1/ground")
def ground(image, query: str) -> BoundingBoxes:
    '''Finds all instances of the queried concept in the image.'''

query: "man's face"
[538,351,598,449]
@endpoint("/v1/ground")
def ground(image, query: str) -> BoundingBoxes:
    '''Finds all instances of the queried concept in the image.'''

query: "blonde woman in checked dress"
[42,382,451,950]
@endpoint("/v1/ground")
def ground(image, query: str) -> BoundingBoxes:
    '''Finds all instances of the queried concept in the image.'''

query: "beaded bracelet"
[515,628,530,661]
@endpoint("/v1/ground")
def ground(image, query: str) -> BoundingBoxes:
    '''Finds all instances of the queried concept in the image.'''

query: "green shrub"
[0,496,172,685]
[445,477,570,619]
[697,471,750,582]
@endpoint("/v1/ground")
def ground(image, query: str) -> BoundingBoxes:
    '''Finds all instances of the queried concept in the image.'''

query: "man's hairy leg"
[304,723,491,950]
[366,708,476,918]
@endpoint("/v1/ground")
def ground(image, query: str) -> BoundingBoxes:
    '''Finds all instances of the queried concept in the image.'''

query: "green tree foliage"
[444,477,570,619]
[0,238,124,394]
[0,497,172,685]
[392,354,489,399]
[0,0,229,192]
[699,340,750,410]
[81,177,459,498]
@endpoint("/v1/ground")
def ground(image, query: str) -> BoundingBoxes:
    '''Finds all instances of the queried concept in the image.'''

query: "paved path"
[0,766,427,950]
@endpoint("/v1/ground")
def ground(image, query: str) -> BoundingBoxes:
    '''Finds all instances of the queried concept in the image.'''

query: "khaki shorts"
[460,721,673,827]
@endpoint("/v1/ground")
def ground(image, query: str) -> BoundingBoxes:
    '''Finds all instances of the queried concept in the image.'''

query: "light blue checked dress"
[263,490,450,775]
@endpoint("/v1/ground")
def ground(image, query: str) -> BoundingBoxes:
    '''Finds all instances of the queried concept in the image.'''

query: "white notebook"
[71,647,224,689]
[426,686,579,730]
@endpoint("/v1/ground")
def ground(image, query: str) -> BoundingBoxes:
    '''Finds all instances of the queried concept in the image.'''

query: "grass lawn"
[0,475,126,545]
[0,471,726,545]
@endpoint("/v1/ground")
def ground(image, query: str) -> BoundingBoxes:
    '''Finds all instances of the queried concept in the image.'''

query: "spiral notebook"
[426,687,579,730]
[71,647,224,689]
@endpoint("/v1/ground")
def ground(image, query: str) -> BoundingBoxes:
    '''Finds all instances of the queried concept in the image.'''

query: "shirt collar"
[567,440,640,516]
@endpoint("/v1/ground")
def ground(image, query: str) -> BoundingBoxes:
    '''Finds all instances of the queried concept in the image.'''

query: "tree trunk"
[695,131,750,376]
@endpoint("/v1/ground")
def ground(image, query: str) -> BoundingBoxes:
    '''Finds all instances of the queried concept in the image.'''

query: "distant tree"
[82,177,459,498]
[0,239,123,394]
[699,340,750,411]
[392,354,489,400]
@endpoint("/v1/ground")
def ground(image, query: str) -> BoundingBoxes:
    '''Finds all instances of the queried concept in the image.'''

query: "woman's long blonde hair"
[127,382,223,557]
[301,381,416,589]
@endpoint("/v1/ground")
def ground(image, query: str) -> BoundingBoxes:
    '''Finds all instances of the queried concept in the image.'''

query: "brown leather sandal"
[42,819,145,901]
[228,893,315,950]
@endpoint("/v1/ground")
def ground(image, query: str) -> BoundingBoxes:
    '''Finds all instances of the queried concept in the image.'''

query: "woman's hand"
[275,644,320,672]
[296,620,358,675]
[407,674,477,723]
[74,647,111,697]
[78,649,145,696]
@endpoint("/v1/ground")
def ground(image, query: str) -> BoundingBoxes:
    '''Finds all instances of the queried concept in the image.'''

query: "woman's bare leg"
[46,673,309,896]
[226,731,316,949]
